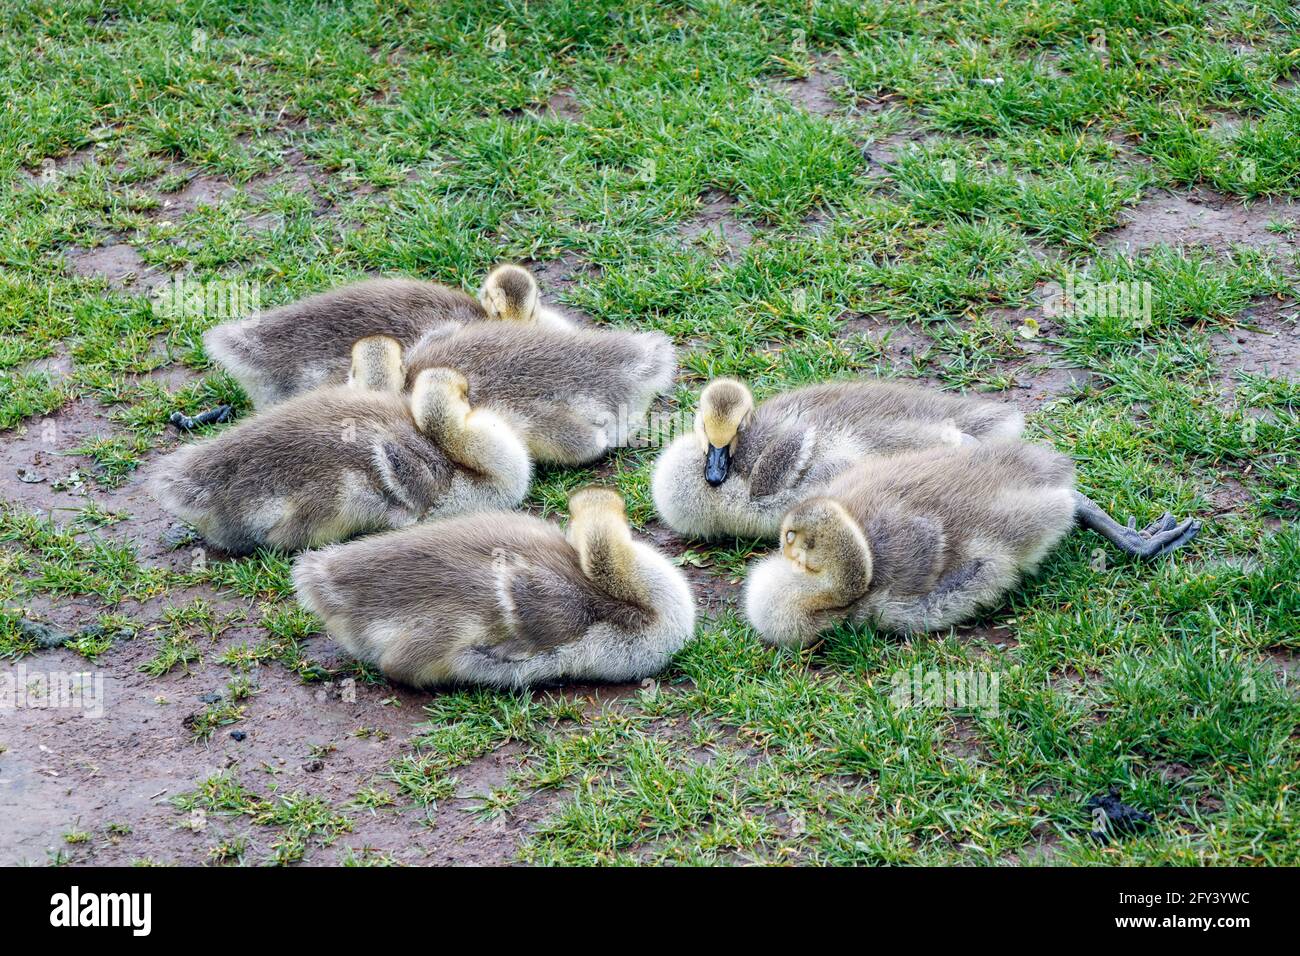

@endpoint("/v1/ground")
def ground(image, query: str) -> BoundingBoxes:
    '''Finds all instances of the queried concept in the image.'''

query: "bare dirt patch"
[3,636,417,865]
[980,304,1098,413]
[247,147,331,212]
[157,172,237,221]
[526,251,596,309]
[864,126,938,175]
[528,254,578,289]
[836,313,940,382]
[837,313,933,354]
[994,333,1098,412]
[1104,188,1300,257]
[839,303,1099,415]
[244,212,282,235]
[680,189,757,262]
[1265,649,1299,695]
[65,242,167,292]
[943,714,988,763]
[1206,475,1255,518]
[3,397,159,520]
[770,59,842,117]
[540,88,583,122]
[1210,296,1300,388]
[21,146,100,185]
[999,365,1096,412]
[1014,829,1063,865]
[641,521,743,613]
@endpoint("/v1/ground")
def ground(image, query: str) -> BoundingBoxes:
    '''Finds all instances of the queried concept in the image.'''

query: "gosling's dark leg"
[1073,493,1200,560]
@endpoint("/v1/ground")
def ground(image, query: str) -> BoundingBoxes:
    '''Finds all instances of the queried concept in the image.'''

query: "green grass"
[2,0,1297,865]
[174,772,354,866]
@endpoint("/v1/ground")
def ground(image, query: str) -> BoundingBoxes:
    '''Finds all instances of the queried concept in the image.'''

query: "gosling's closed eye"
[785,530,795,543]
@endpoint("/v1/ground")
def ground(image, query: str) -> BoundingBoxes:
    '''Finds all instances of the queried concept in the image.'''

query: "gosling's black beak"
[704,444,731,486]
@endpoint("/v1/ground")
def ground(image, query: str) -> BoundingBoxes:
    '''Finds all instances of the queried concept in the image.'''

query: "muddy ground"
[2,168,1297,865]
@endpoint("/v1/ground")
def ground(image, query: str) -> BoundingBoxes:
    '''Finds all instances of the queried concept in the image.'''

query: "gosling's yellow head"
[568,485,627,521]
[479,264,539,323]
[694,378,754,487]
[415,366,469,399]
[348,335,404,394]
[779,497,869,582]
[567,486,630,556]
[410,366,470,434]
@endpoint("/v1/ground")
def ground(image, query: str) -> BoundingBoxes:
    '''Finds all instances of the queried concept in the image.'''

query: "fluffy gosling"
[653,377,1024,540]
[292,488,695,688]
[149,338,530,555]
[744,440,1199,645]
[204,265,568,407]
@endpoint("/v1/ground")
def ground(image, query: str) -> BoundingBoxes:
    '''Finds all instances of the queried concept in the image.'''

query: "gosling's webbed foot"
[1112,515,1200,559]
[1126,512,1178,537]
[1075,493,1201,561]
[1135,517,1200,559]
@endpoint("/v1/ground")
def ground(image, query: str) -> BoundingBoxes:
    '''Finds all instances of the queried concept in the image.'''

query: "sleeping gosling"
[292,487,696,689]
[477,263,575,330]
[653,377,1025,541]
[204,264,569,407]
[743,439,1200,645]
[404,321,676,465]
[149,338,530,555]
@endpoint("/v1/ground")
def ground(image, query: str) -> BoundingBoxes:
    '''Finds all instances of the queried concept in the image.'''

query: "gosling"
[404,321,676,465]
[653,377,1025,540]
[743,440,1200,645]
[204,264,569,407]
[149,338,531,555]
[292,488,696,689]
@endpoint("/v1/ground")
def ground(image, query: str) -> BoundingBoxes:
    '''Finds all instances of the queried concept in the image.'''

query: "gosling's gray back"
[205,279,486,406]
[731,381,1023,480]
[405,322,671,408]
[405,321,674,463]
[830,439,1076,581]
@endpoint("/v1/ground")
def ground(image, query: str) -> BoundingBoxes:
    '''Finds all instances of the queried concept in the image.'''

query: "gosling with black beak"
[696,379,754,486]
[652,376,1025,541]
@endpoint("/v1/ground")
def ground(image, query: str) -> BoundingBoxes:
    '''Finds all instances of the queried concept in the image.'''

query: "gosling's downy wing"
[480,562,652,663]
[482,567,600,662]
[731,384,894,481]
[372,429,455,511]
[862,508,948,595]
[747,424,818,498]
